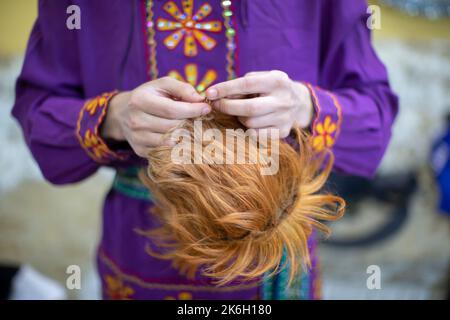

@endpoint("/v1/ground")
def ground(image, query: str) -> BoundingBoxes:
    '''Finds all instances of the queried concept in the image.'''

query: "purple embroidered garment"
[12,0,398,300]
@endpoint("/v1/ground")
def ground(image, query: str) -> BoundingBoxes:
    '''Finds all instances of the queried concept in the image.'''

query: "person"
[12,0,398,300]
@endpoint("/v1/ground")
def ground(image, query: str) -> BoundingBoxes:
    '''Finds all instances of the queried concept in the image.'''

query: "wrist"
[101,91,130,141]
[291,81,314,129]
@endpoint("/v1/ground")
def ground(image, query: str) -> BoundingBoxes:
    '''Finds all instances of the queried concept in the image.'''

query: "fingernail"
[206,88,217,99]
[191,91,202,100]
[165,136,178,147]
[202,107,211,115]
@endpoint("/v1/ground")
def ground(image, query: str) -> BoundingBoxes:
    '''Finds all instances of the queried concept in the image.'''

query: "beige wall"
[368,2,450,41]
[0,0,37,57]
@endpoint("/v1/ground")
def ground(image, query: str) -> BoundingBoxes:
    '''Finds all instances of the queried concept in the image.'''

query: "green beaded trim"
[112,167,153,201]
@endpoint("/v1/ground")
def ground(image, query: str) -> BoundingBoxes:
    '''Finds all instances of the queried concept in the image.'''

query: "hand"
[205,70,314,138]
[102,77,211,157]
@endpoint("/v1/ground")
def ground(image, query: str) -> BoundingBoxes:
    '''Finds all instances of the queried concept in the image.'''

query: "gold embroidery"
[99,249,260,293]
[146,0,159,80]
[104,274,135,300]
[325,91,343,142]
[312,116,337,152]
[82,129,110,160]
[76,91,128,163]
[85,93,109,115]
[168,63,217,93]
[164,291,193,300]
[157,0,222,56]
[220,0,236,79]
[305,83,343,153]
[145,0,237,79]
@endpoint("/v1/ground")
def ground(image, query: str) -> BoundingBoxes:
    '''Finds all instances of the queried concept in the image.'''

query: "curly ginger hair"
[138,112,345,286]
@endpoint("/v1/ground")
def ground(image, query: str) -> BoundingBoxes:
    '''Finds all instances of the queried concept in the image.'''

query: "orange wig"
[138,112,345,286]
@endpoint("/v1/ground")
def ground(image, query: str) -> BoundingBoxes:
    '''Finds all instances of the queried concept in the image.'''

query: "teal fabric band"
[261,248,310,300]
[112,167,153,201]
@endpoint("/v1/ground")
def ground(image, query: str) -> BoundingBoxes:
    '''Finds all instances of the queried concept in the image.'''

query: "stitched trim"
[222,0,236,79]
[156,1,222,57]
[98,248,260,293]
[145,0,159,80]
[230,0,240,78]
[325,91,343,142]
[305,82,322,132]
[146,0,237,81]
[140,0,152,80]
[76,91,129,163]
[305,83,342,153]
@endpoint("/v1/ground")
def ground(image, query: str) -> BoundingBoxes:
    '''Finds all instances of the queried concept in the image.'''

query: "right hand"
[101,77,211,158]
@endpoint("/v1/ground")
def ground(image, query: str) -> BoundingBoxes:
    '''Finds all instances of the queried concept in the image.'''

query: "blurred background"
[0,0,449,299]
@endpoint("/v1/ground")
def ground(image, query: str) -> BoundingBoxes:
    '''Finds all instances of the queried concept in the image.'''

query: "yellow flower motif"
[104,274,135,300]
[83,129,110,160]
[85,94,109,115]
[168,63,217,93]
[165,291,193,300]
[312,116,337,151]
[157,0,222,56]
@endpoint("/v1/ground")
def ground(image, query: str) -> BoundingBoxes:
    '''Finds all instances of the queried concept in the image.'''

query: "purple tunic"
[12,0,398,300]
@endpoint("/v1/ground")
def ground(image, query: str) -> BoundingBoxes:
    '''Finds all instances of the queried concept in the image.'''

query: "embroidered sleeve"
[76,91,131,164]
[304,83,343,153]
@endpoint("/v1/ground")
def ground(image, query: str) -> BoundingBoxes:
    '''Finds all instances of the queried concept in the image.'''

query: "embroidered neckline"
[144,0,237,82]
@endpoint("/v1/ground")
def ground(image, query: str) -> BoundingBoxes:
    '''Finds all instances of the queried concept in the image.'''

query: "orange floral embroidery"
[85,93,109,115]
[105,274,135,300]
[82,129,110,160]
[164,291,193,300]
[168,63,217,93]
[76,91,129,163]
[312,116,337,152]
[157,0,222,56]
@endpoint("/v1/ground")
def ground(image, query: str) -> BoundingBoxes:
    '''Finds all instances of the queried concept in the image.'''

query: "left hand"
[205,70,314,138]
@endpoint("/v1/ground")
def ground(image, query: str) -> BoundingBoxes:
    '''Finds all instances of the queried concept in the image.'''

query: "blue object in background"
[431,122,450,215]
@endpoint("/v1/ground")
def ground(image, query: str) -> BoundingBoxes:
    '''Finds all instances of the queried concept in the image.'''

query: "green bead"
[226,28,235,36]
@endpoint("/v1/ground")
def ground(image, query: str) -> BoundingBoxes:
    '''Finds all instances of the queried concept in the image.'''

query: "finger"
[225,94,248,99]
[206,71,289,100]
[223,93,260,99]
[244,71,270,77]
[212,96,276,117]
[238,112,289,129]
[131,131,166,150]
[205,75,272,100]
[254,127,289,140]
[152,76,204,102]
[138,93,211,119]
[128,112,182,134]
